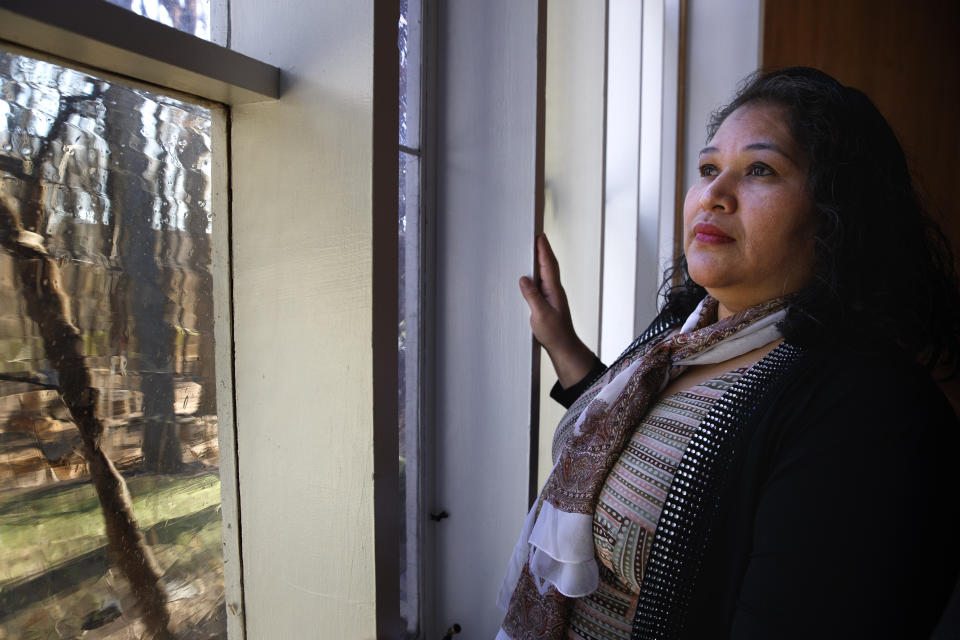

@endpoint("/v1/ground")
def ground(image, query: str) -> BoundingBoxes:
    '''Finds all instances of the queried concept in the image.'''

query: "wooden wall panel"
[764,0,959,243]
[763,0,960,411]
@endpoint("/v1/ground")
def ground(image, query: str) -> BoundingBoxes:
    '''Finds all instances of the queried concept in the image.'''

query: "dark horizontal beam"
[0,0,280,104]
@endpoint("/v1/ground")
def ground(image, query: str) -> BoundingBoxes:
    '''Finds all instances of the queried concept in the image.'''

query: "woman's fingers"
[521,235,567,319]
[520,234,578,346]
[536,235,564,303]
[521,234,596,386]
[519,275,550,317]
[519,275,565,343]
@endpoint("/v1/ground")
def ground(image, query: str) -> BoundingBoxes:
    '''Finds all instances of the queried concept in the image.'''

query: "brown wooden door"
[763,0,960,412]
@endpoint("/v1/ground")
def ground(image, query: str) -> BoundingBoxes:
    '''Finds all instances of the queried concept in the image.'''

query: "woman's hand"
[519,235,597,388]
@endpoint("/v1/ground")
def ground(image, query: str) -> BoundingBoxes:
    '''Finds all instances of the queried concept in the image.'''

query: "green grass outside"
[0,473,222,585]
[1,328,120,372]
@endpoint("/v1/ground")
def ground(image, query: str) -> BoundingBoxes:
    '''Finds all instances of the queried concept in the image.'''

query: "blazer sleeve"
[549,356,606,409]
[728,367,960,639]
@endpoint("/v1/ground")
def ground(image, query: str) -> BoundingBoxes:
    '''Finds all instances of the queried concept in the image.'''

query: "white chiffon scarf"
[496,298,787,627]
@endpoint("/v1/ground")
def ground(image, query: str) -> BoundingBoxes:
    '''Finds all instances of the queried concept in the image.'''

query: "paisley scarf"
[496,296,787,640]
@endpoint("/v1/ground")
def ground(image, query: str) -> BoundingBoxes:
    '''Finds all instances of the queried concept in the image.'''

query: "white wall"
[229,1,377,637]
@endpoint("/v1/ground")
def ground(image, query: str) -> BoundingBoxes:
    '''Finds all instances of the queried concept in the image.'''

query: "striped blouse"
[565,368,747,640]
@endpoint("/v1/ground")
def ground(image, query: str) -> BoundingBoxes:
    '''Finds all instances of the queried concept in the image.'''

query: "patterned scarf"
[496,296,787,640]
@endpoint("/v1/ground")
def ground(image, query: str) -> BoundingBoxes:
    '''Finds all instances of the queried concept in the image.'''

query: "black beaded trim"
[589,313,679,388]
[624,313,680,362]
[631,342,805,639]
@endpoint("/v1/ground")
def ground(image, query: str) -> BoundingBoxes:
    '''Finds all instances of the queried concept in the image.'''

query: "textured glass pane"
[0,51,226,638]
[399,0,423,635]
[104,0,214,41]
[399,149,420,637]
[399,0,421,148]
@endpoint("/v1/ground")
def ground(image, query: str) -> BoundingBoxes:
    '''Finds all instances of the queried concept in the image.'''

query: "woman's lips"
[692,222,735,244]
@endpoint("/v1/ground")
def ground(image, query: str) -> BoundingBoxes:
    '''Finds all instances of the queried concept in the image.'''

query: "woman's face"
[683,102,817,318]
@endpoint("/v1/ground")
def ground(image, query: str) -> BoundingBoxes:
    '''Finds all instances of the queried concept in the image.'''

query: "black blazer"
[553,333,960,639]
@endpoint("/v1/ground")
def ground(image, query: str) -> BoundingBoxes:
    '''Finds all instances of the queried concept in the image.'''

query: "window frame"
[0,0,279,105]
[397,0,441,635]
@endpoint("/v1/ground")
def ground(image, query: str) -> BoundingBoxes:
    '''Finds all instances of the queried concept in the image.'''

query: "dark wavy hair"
[660,66,960,376]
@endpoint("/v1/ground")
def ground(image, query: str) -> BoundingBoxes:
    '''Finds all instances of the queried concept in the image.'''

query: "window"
[0,0,440,635]
[103,0,215,42]
[399,0,424,636]
[0,2,281,637]
[0,48,229,638]
[424,1,683,635]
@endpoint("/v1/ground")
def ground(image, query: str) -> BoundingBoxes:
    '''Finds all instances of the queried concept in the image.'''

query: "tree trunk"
[2,54,176,637]
[104,89,181,474]
[180,134,217,417]
[0,67,176,637]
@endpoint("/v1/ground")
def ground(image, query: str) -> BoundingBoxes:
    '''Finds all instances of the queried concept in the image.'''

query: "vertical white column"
[208,109,245,639]
[229,1,378,638]
[600,0,643,363]
[600,0,685,357]
[658,0,682,280]
[636,0,683,336]
[636,0,666,331]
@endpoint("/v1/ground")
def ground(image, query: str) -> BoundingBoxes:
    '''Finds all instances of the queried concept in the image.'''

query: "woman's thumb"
[519,276,547,314]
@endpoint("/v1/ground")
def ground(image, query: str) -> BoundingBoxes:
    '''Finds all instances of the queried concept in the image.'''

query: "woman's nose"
[698,171,737,213]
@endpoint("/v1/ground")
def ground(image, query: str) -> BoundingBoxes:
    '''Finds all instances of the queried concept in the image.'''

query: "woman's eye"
[699,164,718,177]
[747,163,775,177]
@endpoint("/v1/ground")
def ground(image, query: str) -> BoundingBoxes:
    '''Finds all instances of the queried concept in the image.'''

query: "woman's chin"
[686,261,738,292]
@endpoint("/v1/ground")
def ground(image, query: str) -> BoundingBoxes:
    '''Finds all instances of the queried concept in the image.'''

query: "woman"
[497,67,960,640]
